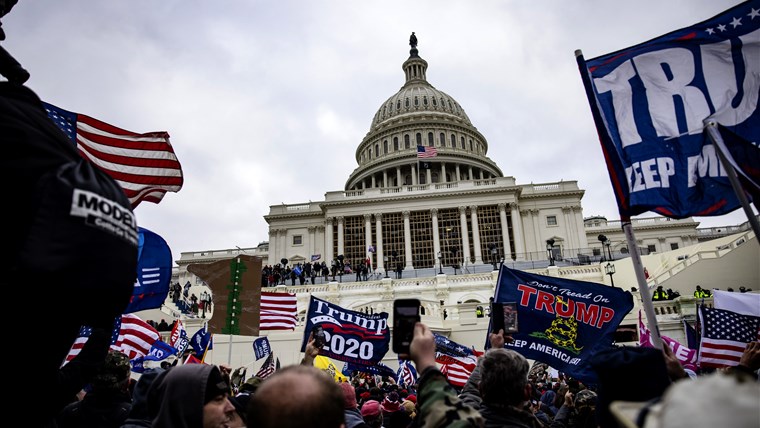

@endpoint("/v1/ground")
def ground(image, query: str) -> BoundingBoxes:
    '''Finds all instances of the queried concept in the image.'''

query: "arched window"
[428,132,434,146]
[423,96,428,106]
[450,134,456,148]
[414,96,419,107]
[383,140,388,154]
[404,134,411,149]
[397,100,401,110]
[375,144,380,156]
[461,136,465,149]
[439,133,445,147]
[405,98,410,108]
[416,133,422,146]
[469,140,473,151]
[394,137,399,151]
[432,97,437,106]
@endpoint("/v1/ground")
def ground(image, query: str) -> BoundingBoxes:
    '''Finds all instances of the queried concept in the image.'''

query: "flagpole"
[623,221,662,350]
[201,332,213,363]
[704,121,760,240]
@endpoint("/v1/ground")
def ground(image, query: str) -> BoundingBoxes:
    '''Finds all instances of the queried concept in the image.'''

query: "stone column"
[468,166,473,180]
[431,208,440,264]
[325,218,334,262]
[396,167,402,187]
[268,229,278,265]
[459,206,471,266]
[562,206,575,250]
[498,203,513,260]
[308,226,316,261]
[412,164,418,185]
[509,203,524,260]
[337,216,345,258]
[441,163,447,183]
[375,213,384,272]
[364,214,373,268]
[403,210,413,269]
[455,165,461,182]
[470,205,483,264]
[383,170,388,188]
[529,209,541,254]
[279,228,287,262]
[371,175,376,188]
[426,168,432,185]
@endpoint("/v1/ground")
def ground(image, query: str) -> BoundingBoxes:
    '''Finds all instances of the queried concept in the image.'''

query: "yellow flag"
[313,355,348,382]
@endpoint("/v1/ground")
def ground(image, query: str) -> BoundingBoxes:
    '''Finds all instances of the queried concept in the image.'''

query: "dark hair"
[478,348,529,406]
[248,365,345,428]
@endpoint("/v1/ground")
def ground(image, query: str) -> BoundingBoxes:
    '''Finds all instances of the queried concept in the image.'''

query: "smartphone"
[311,325,326,348]
[491,301,519,334]
[393,298,421,355]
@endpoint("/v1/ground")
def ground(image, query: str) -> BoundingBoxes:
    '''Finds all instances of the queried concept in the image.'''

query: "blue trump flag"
[124,227,173,314]
[342,361,396,378]
[253,337,272,360]
[577,1,760,219]
[492,266,634,383]
[301,295,390,367]
[190,324,213,356]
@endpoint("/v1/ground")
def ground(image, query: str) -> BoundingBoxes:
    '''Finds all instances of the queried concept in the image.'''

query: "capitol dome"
[345,36,503,190]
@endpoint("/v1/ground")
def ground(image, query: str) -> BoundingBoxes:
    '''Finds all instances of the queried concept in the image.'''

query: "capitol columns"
[459,206,471,265]
[325,217,334,263]
[470,205,483,264]
[498,203,513,260]
[403,210,413,269]
[375,213,384,271]
[337,216,345,259]
[308,226,316,260]
[509,203,524,260]
[364,214,373,265]
[268,228,278,264]
[431,208,441,263]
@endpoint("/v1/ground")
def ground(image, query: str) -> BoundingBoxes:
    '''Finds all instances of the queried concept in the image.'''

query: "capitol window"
[546,215,557,226]
[293,235,303,245]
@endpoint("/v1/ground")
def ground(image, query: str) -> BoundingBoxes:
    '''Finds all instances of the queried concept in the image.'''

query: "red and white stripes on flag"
[698,305,760,368]
[64,326,94,364]
[437,354,477,388]
[111,314,161,359]
[43,102,184,208]
[255,353,277,379]
[260,291,298,330]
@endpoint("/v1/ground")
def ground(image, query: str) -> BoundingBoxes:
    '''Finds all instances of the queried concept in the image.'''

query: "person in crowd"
[458,329,544,427]
[157,319,171,331]
[248,364,346,428]
[408,322,484,427]
[339,382,370,428]
[120,367,164,428]
[693,285,710,298]
[228,395,248,428]
[57,350,133,428]
[652,286,669,301]
[361,400,383,428]
[666,288,680,300]
[148,363,236,428]
[552,389,598,428]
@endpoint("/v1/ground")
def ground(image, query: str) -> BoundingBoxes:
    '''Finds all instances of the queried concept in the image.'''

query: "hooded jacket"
[148,364,220,428]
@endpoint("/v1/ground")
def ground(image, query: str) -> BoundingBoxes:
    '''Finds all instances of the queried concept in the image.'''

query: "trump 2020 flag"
[253,337,272,360]
[494,266,634,383]
[124,227,173,314]
[301,295,390,367]
[577,2,760,218]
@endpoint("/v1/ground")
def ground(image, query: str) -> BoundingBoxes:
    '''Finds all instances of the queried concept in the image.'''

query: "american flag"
[261,291,298,330]
[63,313,160,364]
[255,353,278,379]
[417,145,438,158]
[437,353,477,388]
[43,102,184,208]
[698,305,760,368]
[110,314,161,359]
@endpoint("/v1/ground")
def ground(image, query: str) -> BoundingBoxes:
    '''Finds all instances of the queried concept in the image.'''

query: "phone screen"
[393,299,420,355]
[491,301,518,334]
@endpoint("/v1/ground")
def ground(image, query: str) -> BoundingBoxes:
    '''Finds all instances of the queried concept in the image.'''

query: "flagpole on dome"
[704,121,760,241]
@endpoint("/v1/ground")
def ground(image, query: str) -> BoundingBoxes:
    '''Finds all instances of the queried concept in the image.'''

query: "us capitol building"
[153,35,757,369]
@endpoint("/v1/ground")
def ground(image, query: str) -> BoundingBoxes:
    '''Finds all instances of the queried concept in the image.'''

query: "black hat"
[204,366,229,404]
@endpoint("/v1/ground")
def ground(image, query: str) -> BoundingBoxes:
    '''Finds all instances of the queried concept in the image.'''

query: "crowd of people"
[42,320,759,428]
[261,258,385,287]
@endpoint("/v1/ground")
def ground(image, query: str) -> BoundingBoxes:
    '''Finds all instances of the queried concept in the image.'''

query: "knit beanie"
[205,366,229,404]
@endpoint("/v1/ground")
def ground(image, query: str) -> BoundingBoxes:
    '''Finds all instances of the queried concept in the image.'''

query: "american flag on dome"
[43,102,184,208]
[260,291,298,330]
[698,305,760,368]
[416,145,438,158]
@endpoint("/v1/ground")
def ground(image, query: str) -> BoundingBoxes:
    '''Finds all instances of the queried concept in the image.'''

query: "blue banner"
[124,227,173,314]
[343,361,396,378]
[579,1,760,218]
[190,325,213,355]
[301,296,390,366]
[253,337,272,360]
[493,267,634,383]
[434,333,476,358]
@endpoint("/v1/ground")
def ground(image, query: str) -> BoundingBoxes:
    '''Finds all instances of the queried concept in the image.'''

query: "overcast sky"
[4,0,754,263]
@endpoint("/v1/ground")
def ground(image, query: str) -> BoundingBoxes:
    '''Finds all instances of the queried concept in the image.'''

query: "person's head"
[248,365,345,428]
[338,381,357,409]
[478,348,530,407]
[91,349,131,394]
[361,400,382,428]
[696,285,702,290]
[149,364,235,428]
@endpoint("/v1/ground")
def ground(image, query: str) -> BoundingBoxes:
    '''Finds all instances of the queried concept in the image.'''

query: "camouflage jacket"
[415,366,484,428]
